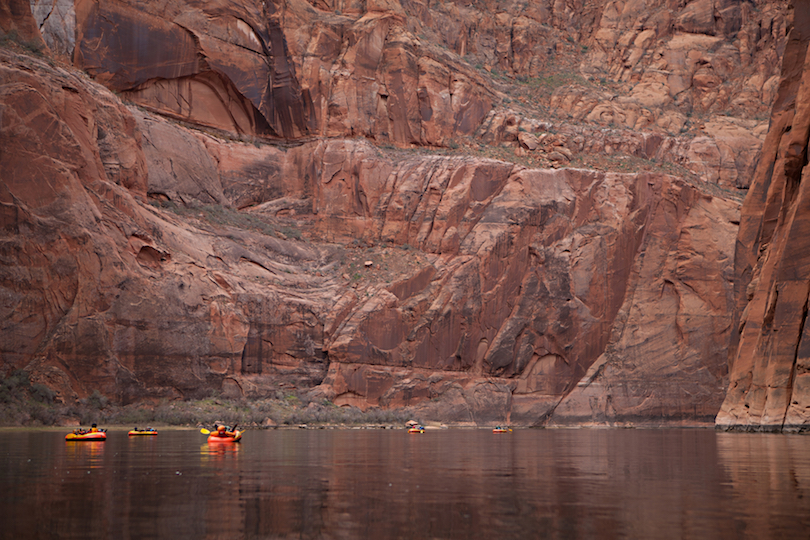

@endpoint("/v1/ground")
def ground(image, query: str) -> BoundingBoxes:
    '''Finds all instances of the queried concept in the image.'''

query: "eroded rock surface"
[550,191,737,426]
[30,0,784,191]
[0,46,738,425]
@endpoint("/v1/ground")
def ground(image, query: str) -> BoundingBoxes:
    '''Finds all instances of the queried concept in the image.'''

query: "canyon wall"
[0,0,801,427]
[717,1,810,432]
[25,0,788,186]
[0,44,734,425]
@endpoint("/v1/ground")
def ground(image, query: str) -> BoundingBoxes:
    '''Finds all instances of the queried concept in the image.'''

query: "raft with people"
[128,428,158,436]
[406,420,425,433]
[66,424,106,441]
[202,424,242,443]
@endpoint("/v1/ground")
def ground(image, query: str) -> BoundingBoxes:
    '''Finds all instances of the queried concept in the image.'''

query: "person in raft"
[212,423,236,438]
[73,423,100,435]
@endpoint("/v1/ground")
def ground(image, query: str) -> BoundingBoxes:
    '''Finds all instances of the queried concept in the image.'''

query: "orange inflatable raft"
[128,429,158,436]
[65,430,107,441]
[207,429,242,443]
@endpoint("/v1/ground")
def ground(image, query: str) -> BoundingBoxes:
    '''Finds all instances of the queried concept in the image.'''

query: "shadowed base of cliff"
[0,369,415,428]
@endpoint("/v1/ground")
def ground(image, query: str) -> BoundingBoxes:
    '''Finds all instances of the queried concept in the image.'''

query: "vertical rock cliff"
[718,0,810,432]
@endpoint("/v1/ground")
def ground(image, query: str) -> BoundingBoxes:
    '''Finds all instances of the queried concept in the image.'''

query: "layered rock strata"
[30,0,785,190]
[0,45,738,424]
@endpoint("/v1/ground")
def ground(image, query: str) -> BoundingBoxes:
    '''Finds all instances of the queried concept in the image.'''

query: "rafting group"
[408,426,511,433]
[65,422,242,442]
[66,421,509,439]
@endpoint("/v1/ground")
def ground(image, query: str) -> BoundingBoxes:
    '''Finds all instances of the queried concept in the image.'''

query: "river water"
[0,428,808,539]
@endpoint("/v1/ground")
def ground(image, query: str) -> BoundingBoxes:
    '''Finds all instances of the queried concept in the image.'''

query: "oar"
[200,428,211,435]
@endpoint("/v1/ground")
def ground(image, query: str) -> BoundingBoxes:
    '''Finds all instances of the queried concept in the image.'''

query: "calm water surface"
[0,428,808,539]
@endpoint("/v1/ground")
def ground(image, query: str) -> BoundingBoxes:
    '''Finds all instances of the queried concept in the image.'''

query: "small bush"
[0,376,418,428]
[84,390,109,410]
[4,369,30,391]
[0,370,30,404]
[154,404,197,425]
[280,226,302,240]
[79,411,101,425]
[29,402,59,425]
[107,406,154,426]
[30,383,56,404]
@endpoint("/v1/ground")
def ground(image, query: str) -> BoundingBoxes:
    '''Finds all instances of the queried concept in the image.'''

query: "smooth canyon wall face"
[718,1,810,432]
[4,0,797,426]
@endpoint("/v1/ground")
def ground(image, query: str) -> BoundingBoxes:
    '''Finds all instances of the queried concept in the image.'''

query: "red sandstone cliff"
[718,0,810,432]
[27,0,785,186]
[0,0,797,427]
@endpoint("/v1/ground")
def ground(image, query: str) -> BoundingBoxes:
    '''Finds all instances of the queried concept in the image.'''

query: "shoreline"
[0,422,726,432]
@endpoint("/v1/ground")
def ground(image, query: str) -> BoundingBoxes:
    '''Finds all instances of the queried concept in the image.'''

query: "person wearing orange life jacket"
[89,423,99,433]
[212,423,237,438]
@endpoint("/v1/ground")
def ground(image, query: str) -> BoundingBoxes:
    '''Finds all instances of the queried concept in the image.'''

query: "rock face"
[572,0,786,129]
[74,0,309,138]
[1,0,47,50]
[70,0,495,145]
[550,191,737,426]
[718,1,810,432]
[1,0,801,427]
[0,44,737,425]
[0,48,334,402]
[30,0,74,57]
[53,0,784,189]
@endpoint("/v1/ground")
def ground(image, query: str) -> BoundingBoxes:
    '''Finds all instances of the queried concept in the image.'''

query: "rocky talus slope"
[0,0,802,428]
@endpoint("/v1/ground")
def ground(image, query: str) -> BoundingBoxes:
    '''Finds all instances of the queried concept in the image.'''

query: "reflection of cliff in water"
[216,429,809,539]
[717,433,810,536]
[1,430,810,538]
